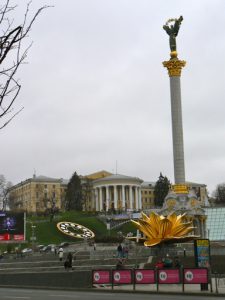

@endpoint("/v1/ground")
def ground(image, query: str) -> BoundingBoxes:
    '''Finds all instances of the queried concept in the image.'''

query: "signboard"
[184,268,208,284]
[194,239,210,268]
[0,212,25,242]
[92,270,111,284]
[158,269,180,284]
[135,269,155,284]
[112,270,132,284]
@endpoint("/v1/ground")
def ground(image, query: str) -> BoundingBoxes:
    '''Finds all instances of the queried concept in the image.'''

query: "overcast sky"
[1,0,225,195]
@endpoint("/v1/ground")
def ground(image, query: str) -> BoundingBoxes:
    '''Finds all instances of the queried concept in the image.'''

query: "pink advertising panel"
[113,270,132,284]
[158,269,180,284]
[184,268,208,284]
[135,269,155,284]
[92,270,111,284]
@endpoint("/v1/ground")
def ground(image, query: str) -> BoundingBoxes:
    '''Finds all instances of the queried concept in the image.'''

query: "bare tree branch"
[0,1,51,129]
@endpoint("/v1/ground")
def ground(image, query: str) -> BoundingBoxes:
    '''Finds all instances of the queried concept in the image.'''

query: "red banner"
[92,270,110,284]
[13,235,24,241]
[184,268,208,284]
[158,269,180,284]
[135,269,155,284]
[113,270,132,284]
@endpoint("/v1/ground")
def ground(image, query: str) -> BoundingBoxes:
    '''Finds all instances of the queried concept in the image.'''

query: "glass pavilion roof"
[205,207,225,241]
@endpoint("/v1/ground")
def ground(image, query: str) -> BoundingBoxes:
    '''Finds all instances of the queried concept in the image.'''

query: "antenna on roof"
[116,160,118,175]
[33,168,36,178]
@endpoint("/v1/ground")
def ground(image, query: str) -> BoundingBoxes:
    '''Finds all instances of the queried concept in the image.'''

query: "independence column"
[162,16,186,185]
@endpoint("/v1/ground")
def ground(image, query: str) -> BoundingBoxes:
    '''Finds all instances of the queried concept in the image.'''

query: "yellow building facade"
[9,175,68,213]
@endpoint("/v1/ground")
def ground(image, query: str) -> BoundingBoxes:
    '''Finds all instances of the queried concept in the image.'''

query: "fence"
[92,267,213,292]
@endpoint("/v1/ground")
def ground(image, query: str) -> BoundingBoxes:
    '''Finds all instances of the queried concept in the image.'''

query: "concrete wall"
[0,270,92,289]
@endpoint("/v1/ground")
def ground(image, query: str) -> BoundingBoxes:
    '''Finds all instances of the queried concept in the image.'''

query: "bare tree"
[0,174,12,210]
[0,0,49,129]
[213,183,225,205]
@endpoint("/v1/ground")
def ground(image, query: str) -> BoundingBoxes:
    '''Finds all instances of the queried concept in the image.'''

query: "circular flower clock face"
[57,222,95,239]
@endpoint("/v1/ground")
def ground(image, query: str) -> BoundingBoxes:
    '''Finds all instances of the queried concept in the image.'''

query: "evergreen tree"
[214,183,225,205]
[154,172,171,207]
[65,172,83,211]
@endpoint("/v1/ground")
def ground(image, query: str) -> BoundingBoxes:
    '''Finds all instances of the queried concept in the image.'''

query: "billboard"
[92,270,111,284]
[135,269,155,284]
[0,212,25,242]
[184,268,208,284]
[112,270,132,284]
[194,239,210,268]
[158,269,181,284]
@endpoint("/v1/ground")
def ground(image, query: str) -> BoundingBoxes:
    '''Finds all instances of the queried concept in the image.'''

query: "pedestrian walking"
[58,247,64,261]
[64,252,73,271]
[117,244,123,258]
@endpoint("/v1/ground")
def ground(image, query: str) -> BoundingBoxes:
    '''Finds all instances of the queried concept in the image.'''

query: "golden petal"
[172,225,195,237]
[139,220,157,238]
[149,212,163,229]
[144,238,162,247]
[141,212,150,222]
[167,213,177,224]
[158,218,172,237]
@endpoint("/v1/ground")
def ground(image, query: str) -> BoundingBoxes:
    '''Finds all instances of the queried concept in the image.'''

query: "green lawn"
[25,211,136,246]
[0,211,137,252]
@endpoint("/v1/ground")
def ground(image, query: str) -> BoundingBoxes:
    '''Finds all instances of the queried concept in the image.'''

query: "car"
[58,242,69,248]
[41,244,56,253]
[22,248,33,254]
[37,244,45,251]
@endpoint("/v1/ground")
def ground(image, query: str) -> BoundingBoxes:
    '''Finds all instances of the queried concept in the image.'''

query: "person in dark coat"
[117,244,123,258]
[64,252,73,270]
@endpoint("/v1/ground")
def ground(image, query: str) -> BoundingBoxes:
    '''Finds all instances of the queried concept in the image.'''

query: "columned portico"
[93,174,143,212]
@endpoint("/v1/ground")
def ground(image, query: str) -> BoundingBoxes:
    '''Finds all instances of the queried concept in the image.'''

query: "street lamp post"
[31,224,36,251]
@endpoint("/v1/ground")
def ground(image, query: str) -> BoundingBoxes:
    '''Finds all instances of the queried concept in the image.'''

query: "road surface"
[0,288,222,300]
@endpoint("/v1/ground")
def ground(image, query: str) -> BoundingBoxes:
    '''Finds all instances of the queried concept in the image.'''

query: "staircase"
[0,245,150,274]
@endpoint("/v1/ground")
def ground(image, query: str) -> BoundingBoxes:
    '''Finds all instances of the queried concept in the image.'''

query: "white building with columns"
[92,174,143,212]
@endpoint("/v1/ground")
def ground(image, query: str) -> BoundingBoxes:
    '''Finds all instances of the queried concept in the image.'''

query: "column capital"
[163,58,186,77]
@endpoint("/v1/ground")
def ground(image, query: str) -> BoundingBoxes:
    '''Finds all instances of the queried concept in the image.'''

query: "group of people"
[57,247,73,271]
[155,255,182,269]
[116,244,129,269]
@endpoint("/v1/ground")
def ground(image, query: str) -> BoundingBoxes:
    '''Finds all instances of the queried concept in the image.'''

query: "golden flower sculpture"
[131,211,197,247]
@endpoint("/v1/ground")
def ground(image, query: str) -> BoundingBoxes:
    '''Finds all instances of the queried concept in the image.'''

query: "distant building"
[141,182,155,210]
[8,175,68,213]
[8,170,208,213]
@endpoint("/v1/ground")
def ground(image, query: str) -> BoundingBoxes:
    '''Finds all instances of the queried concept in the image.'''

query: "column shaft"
[135,187,138,210]
[170,76,185,184]
[95,188,99,211]
[106,186,109,212]
[99,187,103,211]
[122,185,125,210]
[114,185,118,210]
[129,186,133,210]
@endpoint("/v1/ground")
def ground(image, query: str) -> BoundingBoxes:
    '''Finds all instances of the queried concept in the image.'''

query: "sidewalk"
[94,277,225,295]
